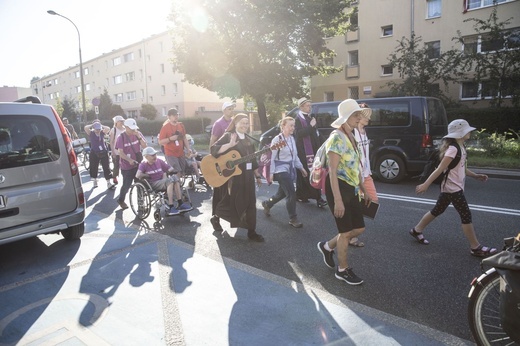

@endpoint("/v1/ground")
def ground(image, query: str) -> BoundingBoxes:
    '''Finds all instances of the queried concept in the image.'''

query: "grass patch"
[467,149,520,169]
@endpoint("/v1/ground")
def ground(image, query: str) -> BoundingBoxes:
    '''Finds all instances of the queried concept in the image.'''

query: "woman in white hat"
[109,115,125,185]
[316,99,373,286]
[411,119,497,257]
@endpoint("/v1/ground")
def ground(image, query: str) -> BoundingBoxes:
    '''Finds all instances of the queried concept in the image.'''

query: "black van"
[259,97,448,183]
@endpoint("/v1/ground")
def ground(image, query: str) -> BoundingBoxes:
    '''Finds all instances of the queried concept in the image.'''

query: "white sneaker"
[107,181,115,190]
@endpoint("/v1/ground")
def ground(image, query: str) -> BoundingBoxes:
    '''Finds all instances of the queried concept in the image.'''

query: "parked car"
[259,96,448,183]
[0,96,85,245]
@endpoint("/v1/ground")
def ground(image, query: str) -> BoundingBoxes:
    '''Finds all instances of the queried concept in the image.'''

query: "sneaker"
[317,198,328,208]
[107,182,116,190]
[168,206,180,216]
[93,179,98,188]
[335,267,363,285]
[113,177,118,185]
[289,218,303,228]
[317,242,335,268]
[178,203,192,212]
[118,200,128,210]
[262,200,271,217]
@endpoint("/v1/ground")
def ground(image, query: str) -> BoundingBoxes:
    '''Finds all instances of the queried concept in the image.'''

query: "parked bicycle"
[468,233,520,346]
[72,138,90,170]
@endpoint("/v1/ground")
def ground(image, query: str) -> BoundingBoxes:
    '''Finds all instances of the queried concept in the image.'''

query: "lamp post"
[47,10,87,126]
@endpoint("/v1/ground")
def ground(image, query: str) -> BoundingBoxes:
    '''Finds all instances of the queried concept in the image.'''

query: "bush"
[471,129,520,157]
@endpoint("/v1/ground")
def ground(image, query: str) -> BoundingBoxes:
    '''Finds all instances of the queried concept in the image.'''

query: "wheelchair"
[128,177,192,222]
[180,154,208,189]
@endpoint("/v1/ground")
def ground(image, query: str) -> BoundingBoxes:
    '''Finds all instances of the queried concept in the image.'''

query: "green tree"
[140,103,158,120]
[61,96,79,122]
[99,89,114,121]
[454,7,520,107]
[54,97,64,117]
[386,33,462,104]
[110,104,125,118]
[169,0,352,131]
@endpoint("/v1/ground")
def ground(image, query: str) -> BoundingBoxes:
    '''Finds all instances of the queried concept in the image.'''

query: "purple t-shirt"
[211,116,232,141]
[115,132,143,171]
[138,158,171,182]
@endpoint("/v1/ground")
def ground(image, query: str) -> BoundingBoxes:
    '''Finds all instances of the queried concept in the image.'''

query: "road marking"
[378,193,520,216]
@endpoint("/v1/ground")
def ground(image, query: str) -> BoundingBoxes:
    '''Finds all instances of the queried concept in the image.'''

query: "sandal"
[409,228,429,245]
[349,238,365,247]
[471,245,498,258]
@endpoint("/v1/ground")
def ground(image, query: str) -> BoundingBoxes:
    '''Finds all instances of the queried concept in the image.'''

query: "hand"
[229,133,238,147]
[256,177,262,188]
[416,183,428,194]
[475,173,488,182]
[364,195,372,206]
[300,168,308,177]
[269,175,274,186]
[334,200,345,218]
[310,117,317,127]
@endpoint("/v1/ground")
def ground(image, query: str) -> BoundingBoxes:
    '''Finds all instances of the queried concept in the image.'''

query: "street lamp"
[47,10,87,126]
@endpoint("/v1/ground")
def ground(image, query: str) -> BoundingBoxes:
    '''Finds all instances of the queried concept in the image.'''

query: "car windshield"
[0,115,60,169]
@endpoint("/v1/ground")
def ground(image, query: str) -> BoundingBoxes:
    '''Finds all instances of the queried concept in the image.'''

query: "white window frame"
[123,52,134,63]
[125,91,136,101]
[381,25,393,37]
[348,50,359,66]
[426,40,441,59]
[113,57,121,66]
[466,0,508,10]
[113,75,123,85]
[114,93,123,103]
[381,65,393,76]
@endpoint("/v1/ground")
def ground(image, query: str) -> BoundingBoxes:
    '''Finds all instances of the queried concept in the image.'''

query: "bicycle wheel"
[129,183,151,219]
[468,269,514,346]
[83,152,90,170]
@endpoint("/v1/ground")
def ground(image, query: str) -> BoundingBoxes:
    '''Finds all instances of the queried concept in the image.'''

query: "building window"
[173,83,178,93]
[426,41,441,59]
[466,0,508,10]
[461,80,517,99]
[382,25,393,37]
[427,0,441,18]
[75,86,81,93]
[114,93,123,102]
[141,89,145,98]
[126,91,136,101]
[381,65,393,75]
[161,85,166,95]
[348,86,359,99]
[85,84,91,91]
[123,52,134,62]
[54,78,58,85]
[113,75,122,85]
[323,57,333,66]
[128,110,138,118]
[348,50,359,66]
[350,9,358,30]
[463,28,520,54]
[324,92,334,102]
[84,68,89,76]
[161,64,165,73]
[75,71,80,78]
[148,76,152,82]
[125,72,135,82]
[113,57,121,66]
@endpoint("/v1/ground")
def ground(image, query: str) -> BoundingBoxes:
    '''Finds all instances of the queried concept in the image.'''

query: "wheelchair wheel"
[154,210,162,222]
[468,269,511,346]
[129,183,152,220]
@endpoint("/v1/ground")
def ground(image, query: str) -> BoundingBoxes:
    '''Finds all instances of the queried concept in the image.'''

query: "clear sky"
[0,0,173,87]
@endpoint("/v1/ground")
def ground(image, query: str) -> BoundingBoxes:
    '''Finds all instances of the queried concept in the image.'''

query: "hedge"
[446,107,520,134]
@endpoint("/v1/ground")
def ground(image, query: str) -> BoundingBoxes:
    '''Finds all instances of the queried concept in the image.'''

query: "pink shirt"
[442,145,467,193]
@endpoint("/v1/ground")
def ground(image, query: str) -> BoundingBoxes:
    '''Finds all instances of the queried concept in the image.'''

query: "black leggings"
[430,190,472,224]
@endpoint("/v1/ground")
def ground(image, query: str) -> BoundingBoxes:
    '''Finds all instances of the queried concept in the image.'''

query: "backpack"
[309,130,347,193]
[418,142,461,185]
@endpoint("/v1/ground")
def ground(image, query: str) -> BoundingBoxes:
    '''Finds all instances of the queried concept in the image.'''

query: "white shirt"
[354,128,371,178]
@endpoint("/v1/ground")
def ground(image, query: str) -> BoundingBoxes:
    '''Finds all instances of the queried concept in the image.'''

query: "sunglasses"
[359,103,370,109]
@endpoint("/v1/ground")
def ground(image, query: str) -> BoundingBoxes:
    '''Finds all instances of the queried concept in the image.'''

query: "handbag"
[95,150,108,159]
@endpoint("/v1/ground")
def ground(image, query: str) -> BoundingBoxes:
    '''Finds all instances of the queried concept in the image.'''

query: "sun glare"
[190,7,209,33]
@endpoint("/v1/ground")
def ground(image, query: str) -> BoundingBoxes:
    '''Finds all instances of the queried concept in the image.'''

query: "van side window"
[367,102,410,127]
[313,104,339,128]
[427,98,446,126]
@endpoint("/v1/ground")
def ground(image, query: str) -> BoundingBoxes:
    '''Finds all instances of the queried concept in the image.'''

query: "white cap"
[124,118,139,130]
[113,115,125,122]
[222,101,236,112]
[142,147,158,156]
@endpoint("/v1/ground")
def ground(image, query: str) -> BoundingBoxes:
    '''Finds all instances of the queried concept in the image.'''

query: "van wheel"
[375,154,406,183]
[62,223,85,240]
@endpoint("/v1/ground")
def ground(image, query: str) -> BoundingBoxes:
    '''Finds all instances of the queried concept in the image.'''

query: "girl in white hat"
[410,119,497,257]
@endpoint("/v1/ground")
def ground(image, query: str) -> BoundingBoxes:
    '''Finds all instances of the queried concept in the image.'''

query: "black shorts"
[325,177,364,233]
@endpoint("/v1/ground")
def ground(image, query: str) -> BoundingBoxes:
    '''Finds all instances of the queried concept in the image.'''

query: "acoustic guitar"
[201,141,287,188]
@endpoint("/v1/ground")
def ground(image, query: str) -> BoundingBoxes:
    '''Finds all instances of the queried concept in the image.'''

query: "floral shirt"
[326,130,360,189]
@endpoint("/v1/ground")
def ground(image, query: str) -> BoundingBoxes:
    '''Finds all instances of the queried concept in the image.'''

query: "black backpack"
[418,142,461,185]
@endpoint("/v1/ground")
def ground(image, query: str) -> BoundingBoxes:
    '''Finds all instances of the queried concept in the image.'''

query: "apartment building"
[311,0,519,105]
[31,31,242,120]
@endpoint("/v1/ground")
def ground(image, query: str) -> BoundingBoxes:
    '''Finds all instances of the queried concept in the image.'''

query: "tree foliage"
[60,96,79,121]
[169,0,352,131]
[453,7,520,107]
[140,103,158,120]
[99,89,114,121]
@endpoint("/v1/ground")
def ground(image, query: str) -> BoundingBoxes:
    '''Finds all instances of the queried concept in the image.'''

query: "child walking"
[409,119,497,257]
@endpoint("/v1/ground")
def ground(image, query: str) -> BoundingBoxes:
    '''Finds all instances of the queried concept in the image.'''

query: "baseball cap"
[124,118,139,130]
[113,115,125,122]
[142,147,158,156]
[222,101,236,112]
[92,122,102,130]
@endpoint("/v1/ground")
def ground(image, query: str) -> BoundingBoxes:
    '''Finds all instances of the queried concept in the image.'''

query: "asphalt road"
[1,165,519,344]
